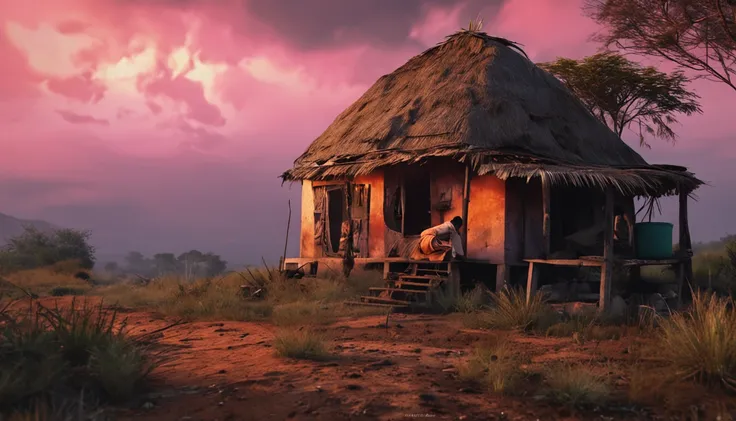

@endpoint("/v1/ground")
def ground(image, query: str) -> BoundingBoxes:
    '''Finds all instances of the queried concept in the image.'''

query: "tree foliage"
[122,249,227,279]
[0,226,96,272]
[585,0,736,92]
[539,52,702,146]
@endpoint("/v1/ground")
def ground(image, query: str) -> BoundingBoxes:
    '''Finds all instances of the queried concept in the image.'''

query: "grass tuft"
[273,328,329,361]
[544,363,611,407]
[474,287,553,332]
[459,337,524,394]
[656,290,736,390]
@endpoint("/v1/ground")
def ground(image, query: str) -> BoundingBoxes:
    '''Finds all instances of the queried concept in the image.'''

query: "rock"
[649,293,668,313]
[412,348,422,353]
[346,384,362,391]
[609,295,628,319]
[142,402,155,410]
[347,372,362,379]
[217,369,227,374]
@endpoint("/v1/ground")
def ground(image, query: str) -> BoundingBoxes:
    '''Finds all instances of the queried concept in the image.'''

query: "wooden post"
[526,262,539,303]
[541,176,551,258]
[448,262,461,300]
[462,163,471,255]
[679,190,693,305]
[495,264,507,292]
[599,187,615,312]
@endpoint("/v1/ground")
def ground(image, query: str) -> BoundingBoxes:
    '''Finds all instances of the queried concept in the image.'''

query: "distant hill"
[0,212,59,245]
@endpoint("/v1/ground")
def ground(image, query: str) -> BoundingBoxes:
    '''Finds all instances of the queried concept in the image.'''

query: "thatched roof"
[281,31,703,196]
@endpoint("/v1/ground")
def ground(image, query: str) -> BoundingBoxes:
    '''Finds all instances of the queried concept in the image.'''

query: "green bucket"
[634,222,673,259]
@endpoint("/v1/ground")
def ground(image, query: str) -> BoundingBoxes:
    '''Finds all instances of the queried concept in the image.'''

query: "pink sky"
[0,0,733,265]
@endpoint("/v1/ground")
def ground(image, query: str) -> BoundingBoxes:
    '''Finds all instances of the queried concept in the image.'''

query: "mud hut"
[281,30,703,310]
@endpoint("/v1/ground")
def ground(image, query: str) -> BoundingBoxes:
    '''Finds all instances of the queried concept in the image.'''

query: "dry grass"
[543,364,611,407]
[459,337,524,394]
[95,269,386,324]
[471,287,555,332]
[273,328,329,361]
[1,269,92,298]
[656,290,736,390]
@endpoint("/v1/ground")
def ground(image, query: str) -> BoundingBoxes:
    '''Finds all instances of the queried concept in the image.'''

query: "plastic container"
[634,222,674,259]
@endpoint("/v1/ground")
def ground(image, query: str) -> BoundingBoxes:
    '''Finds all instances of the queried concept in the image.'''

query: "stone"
[609,295,628,319]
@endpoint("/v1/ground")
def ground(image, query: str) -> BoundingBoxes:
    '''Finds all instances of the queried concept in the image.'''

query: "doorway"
[403,170,432,235]
[327,188,345,254]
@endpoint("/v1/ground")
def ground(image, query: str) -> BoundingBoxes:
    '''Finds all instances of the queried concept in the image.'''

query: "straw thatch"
[281,31,703,196]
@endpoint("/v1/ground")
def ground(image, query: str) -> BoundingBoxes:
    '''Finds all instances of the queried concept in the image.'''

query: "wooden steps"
[352,261,452,310]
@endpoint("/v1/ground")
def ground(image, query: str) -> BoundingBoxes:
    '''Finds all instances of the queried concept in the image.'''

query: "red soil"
[24,297,736,421]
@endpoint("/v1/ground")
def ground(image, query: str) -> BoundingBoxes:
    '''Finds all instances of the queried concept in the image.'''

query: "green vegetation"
[0,227,96,273]
[539,52,701,147]
[459,337,525,394]
[0,298,157,416]
[543,364,611,407]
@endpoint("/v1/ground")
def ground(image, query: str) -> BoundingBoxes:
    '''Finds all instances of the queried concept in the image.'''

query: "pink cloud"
[56,109,110,126]
[0,0,734,261]
[46,71,106,103]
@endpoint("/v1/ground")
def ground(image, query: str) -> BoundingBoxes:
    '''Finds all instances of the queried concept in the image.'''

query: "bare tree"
[585,0,736,92]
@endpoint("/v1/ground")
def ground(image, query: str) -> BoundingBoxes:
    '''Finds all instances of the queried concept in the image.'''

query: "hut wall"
[429,162,465,226]
[505,178,545,262]
[356,172,386,258]
[299,180,316,258]
[467,174,506,262]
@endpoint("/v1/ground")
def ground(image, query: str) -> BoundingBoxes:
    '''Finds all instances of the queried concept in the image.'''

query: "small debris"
[412,348,422,353]
[142,402,154,410]
[287,411,297,418]
[209,323,225,327]
[419,393,437,402]
[442,367,459,374]
[218,369,227,374]
[217,401,224,406]
[240,333,250,338]
[458,387,480,394]
[346,384,362,391]
[395,323,404,329]
[346,373,362,379]
[263,371,285,377]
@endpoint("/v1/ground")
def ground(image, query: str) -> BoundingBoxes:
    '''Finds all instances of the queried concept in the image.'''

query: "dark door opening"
[327,188,345,254]
[403,170,432,235]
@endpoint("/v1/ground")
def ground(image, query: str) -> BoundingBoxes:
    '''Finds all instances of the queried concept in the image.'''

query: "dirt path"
[23,297,726,420]
[90,305,652,421]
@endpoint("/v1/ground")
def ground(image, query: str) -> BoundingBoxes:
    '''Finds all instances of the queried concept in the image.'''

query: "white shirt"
[421,221,465,257]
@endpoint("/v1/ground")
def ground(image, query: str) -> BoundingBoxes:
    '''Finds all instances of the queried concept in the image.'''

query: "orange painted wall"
[355,171,386,258]
[299,180,316,258]
[298,173,386,259]
[429,162,465,226]
[467,174,506,263]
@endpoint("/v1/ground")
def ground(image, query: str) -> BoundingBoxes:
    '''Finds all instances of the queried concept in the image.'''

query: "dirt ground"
[28,297,734,421]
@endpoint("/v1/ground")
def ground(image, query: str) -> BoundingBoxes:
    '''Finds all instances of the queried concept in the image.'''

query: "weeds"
[656,290,736,390]
[273,328,329,360]
[544,363,611,407]
[474,287,553,332]
[0,296,160,415]
[459,337,524,394]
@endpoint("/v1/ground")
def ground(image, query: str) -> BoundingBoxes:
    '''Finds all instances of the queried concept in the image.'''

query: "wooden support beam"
[526,262,539,303]
[679,190,693,305]
[541,176,551,257]
[495,264,507,292]
[599,187,615,312]
[462,163,471,255]
[448,262,461,300]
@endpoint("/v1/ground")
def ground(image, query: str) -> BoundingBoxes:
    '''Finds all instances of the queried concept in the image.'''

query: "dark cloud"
[56,110,110,126]
[246,0,505,49]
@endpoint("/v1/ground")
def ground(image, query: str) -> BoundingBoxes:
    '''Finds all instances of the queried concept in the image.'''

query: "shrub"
[273,329,329,361]
[544,364,611,406]
[0,297,159,414]
[459,337,524,394]
[476,287,553,331]
[656,291,736,390]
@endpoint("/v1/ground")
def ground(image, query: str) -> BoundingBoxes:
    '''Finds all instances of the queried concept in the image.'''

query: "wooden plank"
[679,190,693,303]
[495,264,507,292]
[526,262,539,303]
[541,176,551,257]
[462,163,471,255]
[524,259,603,267]
[676,261,685,308]
[599,187,615,313]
